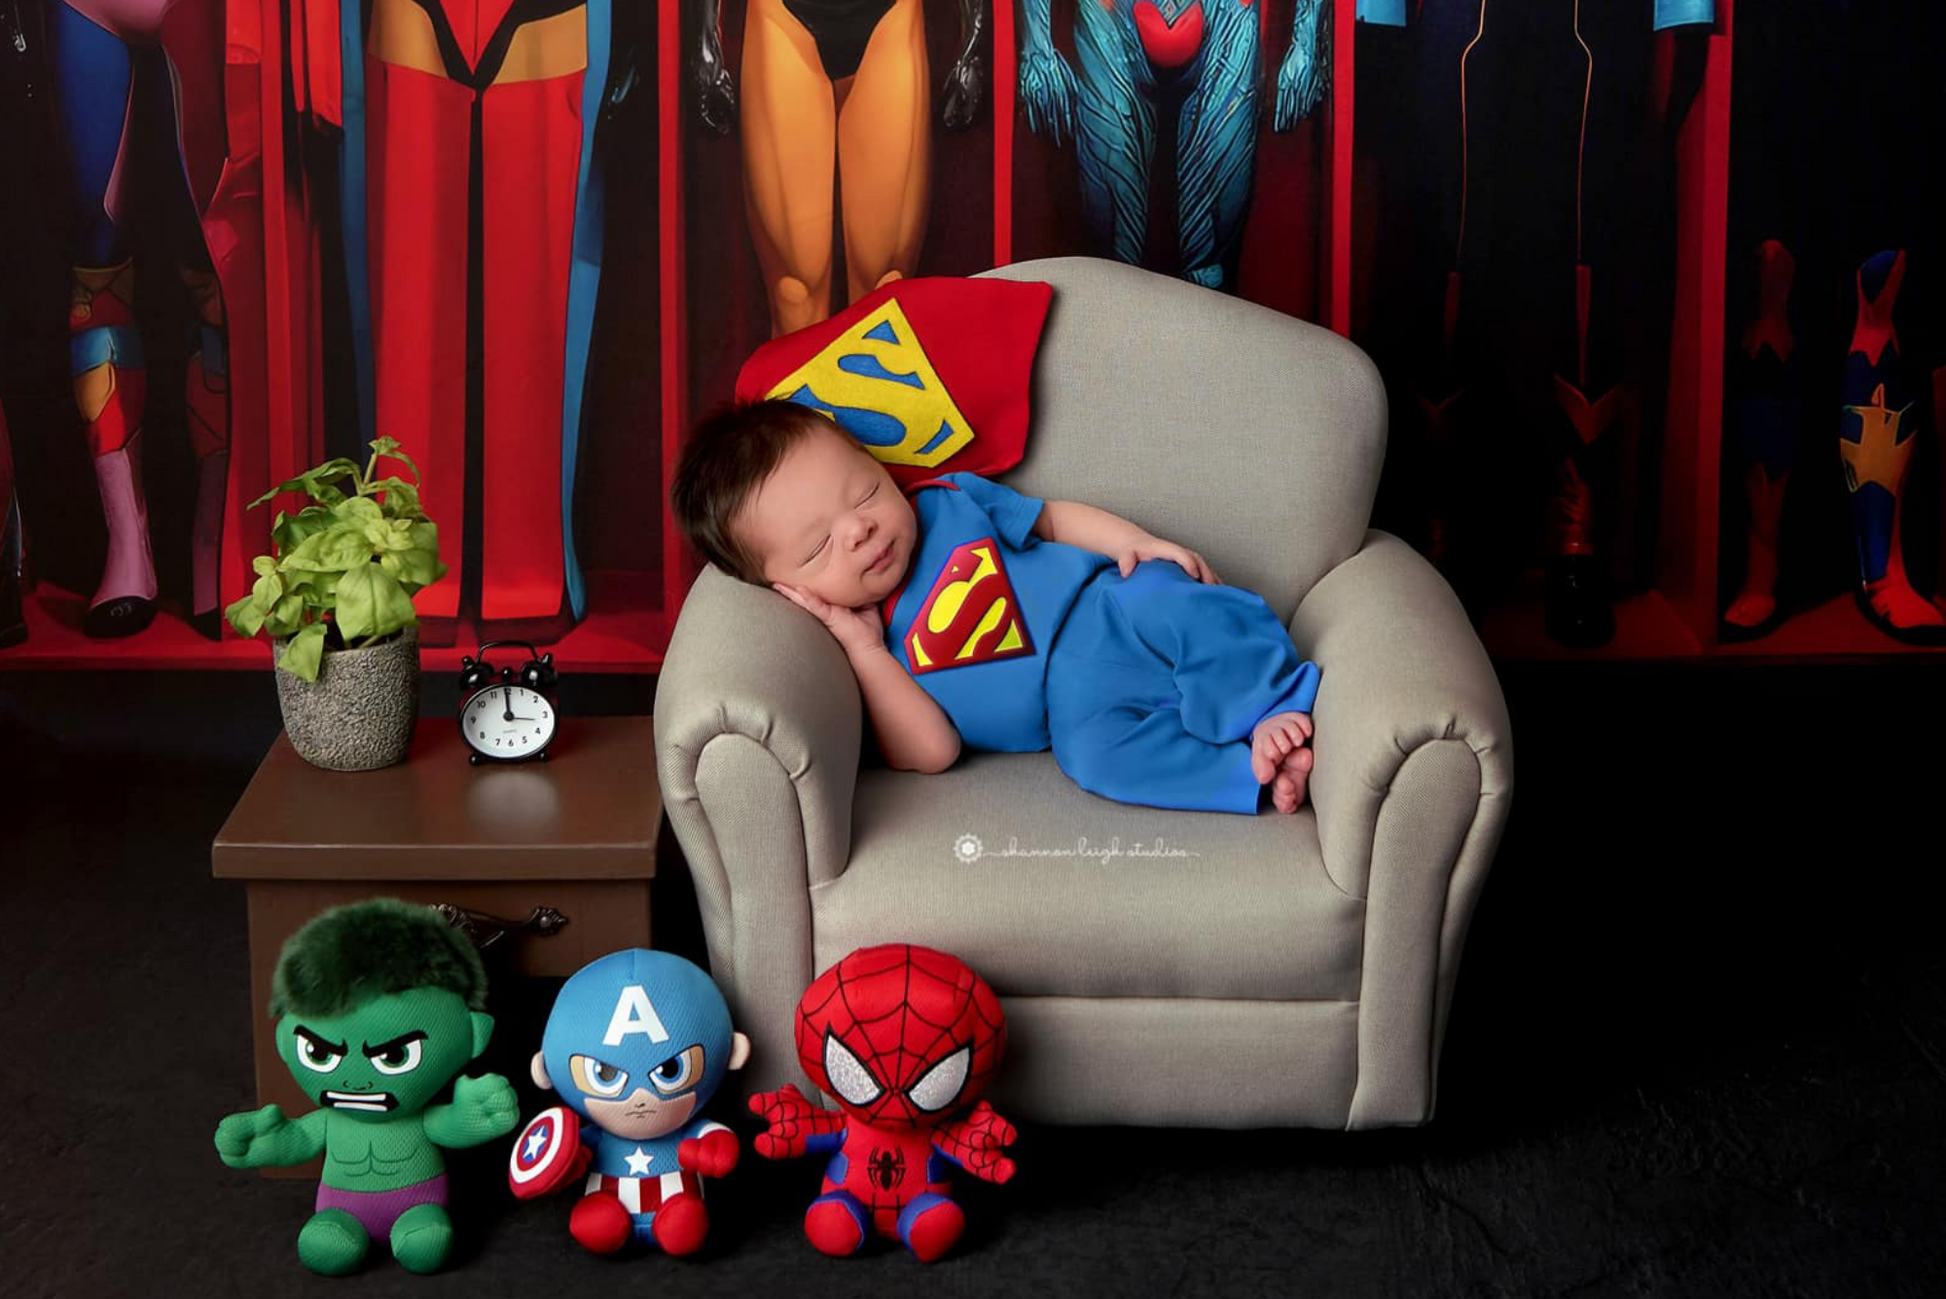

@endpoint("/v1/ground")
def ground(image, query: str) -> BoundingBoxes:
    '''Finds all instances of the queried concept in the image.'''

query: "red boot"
[568,1192,632,1254]
[649,1192,709,1257]
[804,1194,868,1257]
[903,1196,966,1264]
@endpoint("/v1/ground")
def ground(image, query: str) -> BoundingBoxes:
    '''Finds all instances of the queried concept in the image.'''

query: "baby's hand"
[773,583,886,658]
[1115,534,1220,584]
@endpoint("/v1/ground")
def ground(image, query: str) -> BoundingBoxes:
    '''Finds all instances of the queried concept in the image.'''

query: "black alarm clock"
[458,640,560,764]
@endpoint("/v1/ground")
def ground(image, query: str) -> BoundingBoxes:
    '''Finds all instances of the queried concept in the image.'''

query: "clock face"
[462,685,558,760]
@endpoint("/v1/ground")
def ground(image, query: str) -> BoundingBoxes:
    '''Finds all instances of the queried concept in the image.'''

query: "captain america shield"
[508,1105,579,1196]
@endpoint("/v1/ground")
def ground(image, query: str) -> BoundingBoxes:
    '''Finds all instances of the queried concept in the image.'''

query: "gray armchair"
[654,257,1512,1128]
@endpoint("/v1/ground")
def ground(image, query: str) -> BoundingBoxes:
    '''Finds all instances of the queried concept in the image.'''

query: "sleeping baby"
[670,400,1320,814]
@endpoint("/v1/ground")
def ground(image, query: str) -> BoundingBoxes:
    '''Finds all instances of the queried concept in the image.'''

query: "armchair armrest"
[654,566,863,1086]
[1289,531,1512,900]
[1287,531,1513,1126]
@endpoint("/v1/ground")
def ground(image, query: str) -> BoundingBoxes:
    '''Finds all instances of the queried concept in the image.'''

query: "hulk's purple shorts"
[315,1173,449,1238]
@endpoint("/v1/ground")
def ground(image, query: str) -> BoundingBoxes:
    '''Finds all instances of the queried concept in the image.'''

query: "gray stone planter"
[272,626,420,771]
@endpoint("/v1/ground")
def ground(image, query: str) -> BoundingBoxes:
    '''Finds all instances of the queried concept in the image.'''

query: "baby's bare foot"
[1271,744,1315,813]
[1250,711,1315,786]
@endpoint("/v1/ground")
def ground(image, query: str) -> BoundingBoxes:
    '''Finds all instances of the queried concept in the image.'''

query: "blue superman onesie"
[879,473,1321,814]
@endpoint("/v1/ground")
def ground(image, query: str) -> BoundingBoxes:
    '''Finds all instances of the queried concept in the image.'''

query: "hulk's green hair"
[269,898,489,1019]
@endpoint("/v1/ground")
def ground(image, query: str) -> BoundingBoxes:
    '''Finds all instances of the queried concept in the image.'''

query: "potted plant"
[226,437,447,771]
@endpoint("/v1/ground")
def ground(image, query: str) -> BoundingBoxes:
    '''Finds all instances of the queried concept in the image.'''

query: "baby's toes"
[1286,765,1312,809]
[1281,745,1316,775]
[1272,771,1299,814]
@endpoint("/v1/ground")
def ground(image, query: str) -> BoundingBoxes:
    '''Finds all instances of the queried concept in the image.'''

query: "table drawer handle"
[433,903,568,950]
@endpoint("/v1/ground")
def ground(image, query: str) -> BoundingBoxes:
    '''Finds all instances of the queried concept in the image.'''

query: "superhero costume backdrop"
[1723,0,1946,644]
[48,0,240,638]
[1353,0,1711,645]
[695,0,987,338]
[297,0,614,635]
[1016,0,1329,292]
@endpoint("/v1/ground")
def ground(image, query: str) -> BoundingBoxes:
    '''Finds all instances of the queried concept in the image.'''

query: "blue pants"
[1046,561,1322,814]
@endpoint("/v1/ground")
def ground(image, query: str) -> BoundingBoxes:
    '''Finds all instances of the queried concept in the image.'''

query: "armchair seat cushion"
[811,752,1365,1003]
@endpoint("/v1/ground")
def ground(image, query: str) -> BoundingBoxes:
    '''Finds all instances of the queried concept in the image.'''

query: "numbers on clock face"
[461,684,557,759]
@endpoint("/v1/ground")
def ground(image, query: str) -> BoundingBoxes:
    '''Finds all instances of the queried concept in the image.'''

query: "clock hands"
[502,687,515,723]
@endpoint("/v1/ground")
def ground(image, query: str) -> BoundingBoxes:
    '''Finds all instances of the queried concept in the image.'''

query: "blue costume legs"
[1176,0,1260,290]
[1073,0,1156,268]
[50,3,226,634]
[50,1,133,265]
[52,4,155,633]
[1047,561,1321,814]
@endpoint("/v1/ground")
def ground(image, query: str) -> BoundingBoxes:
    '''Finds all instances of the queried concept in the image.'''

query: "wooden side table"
[213,715,659,1174]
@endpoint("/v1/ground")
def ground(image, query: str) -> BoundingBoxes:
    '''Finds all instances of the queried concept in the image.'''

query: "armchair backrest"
[976,258,1387,620]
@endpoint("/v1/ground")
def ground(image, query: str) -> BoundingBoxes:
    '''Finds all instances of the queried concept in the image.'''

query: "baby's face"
[739,427,916,610]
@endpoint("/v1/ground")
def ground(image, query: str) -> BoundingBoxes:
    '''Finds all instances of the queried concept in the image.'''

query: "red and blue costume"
[298,0,612,637]
[49,0,240,636]
[1837,250,1943,644]
[750,944,1015,1263]
[1721,239,1800,639]
[880,472,1321,814]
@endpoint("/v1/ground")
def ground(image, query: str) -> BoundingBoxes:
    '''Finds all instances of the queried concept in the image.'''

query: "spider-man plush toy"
[749,944,1015,1262]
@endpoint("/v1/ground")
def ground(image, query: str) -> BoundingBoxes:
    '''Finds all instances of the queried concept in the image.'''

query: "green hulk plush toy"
[214,899,520,1275]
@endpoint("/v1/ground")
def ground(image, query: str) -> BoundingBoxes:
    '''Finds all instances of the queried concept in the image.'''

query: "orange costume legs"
[739,0,930,337]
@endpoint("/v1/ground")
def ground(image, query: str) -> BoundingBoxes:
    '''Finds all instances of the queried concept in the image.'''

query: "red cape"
[735,277,1053,489]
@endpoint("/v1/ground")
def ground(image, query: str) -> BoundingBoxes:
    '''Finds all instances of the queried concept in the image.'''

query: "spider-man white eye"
[823,1032,883,1107]
[908,1045,970,1113]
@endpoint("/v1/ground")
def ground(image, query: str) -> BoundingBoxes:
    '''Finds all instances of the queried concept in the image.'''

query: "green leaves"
[280,622,327,683]
[334,563,417,644]
[226,590,267,638]
[227,437,445,680]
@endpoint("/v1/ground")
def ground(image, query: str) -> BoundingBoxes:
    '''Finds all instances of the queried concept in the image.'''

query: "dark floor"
[3,660,1943,1299]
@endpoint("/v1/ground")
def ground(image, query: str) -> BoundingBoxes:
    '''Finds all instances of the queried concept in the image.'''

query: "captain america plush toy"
[508,950,751,1256]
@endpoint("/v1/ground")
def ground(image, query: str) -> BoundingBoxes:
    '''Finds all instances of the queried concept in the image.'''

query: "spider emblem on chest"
[866,1145,906,1191]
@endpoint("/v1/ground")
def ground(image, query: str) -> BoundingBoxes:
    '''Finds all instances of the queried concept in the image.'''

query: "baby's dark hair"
[670,398,853,584]
[269,898,489,1019]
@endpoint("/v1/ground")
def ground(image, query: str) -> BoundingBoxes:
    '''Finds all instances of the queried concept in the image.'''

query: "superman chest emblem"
[904,538,1035,673]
